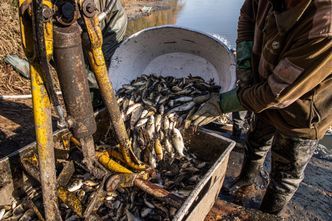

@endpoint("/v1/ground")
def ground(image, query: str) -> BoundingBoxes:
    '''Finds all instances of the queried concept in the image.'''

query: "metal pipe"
[134,179,184,209]
[30,64,62,221]
[53,23,104,178]
[53,23,96,139]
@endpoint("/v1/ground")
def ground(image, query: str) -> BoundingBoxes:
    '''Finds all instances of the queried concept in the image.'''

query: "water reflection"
[126,0,184,36]
[126,0,244,47]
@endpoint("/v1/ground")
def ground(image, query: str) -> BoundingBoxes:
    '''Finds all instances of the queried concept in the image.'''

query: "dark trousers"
[246,115,318,205]
[232,111,252,136]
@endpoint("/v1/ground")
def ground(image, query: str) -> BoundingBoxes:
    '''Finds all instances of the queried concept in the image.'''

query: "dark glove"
[236,41,253,88]
[220,88,244,113]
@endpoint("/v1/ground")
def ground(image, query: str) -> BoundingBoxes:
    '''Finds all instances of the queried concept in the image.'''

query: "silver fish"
[140,109,149,118]
[122,98,130,111]
[168,100,175,107]
[149,152,157,168]
[0,209,5,220]
[136,118,148,127]
[130,106,144,129]
[146,115,155,139]
[128,96,135,106]
[168,101,195,113]
[163,117,170,131]
[141,208,152,218]
[159,104,165,115]
[169,121,175,131]
[173,96,193,102]
[18,209,34,221]
[155,114,162,132]
[132,81,146,87]
[171,85,182,92]
[142,96,154,106]
[126,209,142,221]
[193,93,210,103]
[160,130,165,140]
[158,96,168,105]
[122,84,135,90]
[117,97,124,104]
[171,128,185,157]
[143,198,155,209]
[164,138,173,153]
[68,179,83,192]
[154,95,161,104]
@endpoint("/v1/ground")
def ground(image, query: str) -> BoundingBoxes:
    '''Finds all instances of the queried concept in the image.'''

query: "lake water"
[127,0,244,48]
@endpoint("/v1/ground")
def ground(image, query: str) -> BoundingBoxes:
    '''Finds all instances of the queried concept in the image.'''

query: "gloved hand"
[189,93,222,126]
[189,88,245,126]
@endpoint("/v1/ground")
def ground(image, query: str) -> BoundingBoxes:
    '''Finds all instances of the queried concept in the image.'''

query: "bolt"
[42,7,52,20]
[86,3,95,13]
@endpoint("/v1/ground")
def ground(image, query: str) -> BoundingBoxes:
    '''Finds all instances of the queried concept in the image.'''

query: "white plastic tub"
[109,25,236,92]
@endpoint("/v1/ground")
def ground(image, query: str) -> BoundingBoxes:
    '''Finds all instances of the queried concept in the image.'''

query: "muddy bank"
[123,0,176,21]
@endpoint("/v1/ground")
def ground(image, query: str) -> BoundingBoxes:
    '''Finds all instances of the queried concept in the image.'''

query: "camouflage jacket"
[94,0,128,66]
[237,0,332,139]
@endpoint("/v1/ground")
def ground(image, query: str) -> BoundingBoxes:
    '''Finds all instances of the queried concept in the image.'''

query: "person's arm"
[98,0,128,67]
[236,0,257,88]
[238,36,332,113]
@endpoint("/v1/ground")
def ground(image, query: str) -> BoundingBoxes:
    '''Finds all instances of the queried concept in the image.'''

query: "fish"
[193,93,210,103]
[173,96,193,103]
[159,104,165,115]
[130,106,144,129]
[68,179,83,192]
[18,209,34,221]
[168,101,195,113]
[155,114,162,132]
[126,209,142,221]
[0,208,5,220]
[148,151,157,169]
[141,207,152,218]
[143,198,155,209]
[115,74,225,163]
[83,180,99,187]
[164,138,173,153]
[158,96,168,105]
[146,115,155,139]
[140,109,149,118]
[171,128,185,157]
[122,84,135,91]
[136,118,148,128]
[154,138,163,160]
[126,103,142,116]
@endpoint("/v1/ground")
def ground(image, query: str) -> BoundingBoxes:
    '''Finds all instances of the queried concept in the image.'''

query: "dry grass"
[0,0,29,95]
[0,0,144,96]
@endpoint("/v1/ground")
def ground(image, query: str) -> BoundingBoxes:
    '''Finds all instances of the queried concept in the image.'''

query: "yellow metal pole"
[81,13,146,171]
[18,0,62,219]
[30,65,62,220]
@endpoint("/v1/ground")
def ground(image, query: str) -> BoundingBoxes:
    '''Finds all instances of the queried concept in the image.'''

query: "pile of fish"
[0,203,34,221]
[116,74,225,167]
[0,75,225,221]
[61,154,210,220]
[0,152,210,221]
